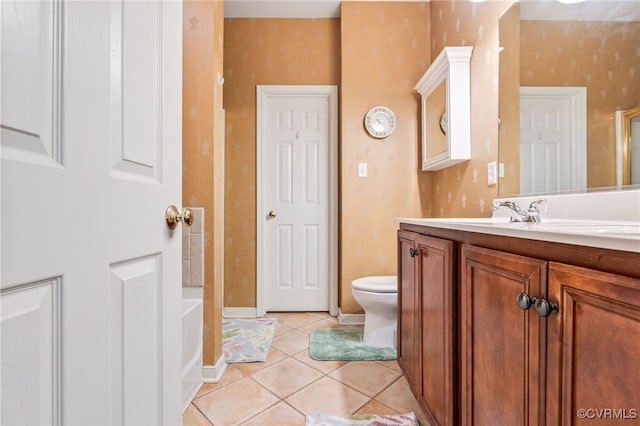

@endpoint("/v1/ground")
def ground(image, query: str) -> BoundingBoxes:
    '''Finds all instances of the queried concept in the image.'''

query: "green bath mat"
[309,328,396,361]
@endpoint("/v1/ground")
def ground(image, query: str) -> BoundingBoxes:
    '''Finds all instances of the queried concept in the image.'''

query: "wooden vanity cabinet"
[398,230,455,426]
[398,223,640,426]
[545,263,640,425]
[460,245,546,426]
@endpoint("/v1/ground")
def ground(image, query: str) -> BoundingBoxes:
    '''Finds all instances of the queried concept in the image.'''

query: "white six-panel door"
[1,1,182,424]
[519,86,586,195]
[257,86,337,314]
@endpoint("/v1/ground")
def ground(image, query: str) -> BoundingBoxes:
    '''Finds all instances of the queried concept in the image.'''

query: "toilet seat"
[351,276,397,293]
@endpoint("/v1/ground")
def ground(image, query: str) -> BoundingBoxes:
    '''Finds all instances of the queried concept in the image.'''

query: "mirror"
[498,1,640,196]
[415,46,473,171]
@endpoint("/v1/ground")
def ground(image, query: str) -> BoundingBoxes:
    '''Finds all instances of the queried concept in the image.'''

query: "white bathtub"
[182,298,203,412]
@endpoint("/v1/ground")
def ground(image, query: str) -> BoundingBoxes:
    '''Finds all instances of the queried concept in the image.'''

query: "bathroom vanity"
[396,196,640,425]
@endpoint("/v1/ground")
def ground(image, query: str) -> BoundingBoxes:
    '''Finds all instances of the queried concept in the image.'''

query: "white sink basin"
[532,221,640,236]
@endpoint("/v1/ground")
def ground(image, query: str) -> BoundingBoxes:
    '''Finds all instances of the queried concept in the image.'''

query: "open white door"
[1,1,182,424]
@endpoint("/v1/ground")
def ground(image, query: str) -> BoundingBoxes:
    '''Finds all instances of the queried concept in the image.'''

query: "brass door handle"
[165,205,193,230]
[268,210,277,219]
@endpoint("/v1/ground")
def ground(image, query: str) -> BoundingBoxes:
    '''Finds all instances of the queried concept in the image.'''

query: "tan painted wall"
[182,0,224,365]
[205,1,515,317]
[520,19,640,189]
[223,18,341,308]
[429,1,513,217]
[339,2,431,314]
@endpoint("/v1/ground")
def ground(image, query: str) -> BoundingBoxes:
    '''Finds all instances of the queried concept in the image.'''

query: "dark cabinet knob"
[516,292,537,310]
[534,298,559,317]
[409,248,418,258]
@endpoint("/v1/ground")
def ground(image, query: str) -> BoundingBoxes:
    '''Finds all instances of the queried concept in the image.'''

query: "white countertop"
[400,189,640,253]
[398,217,640,253]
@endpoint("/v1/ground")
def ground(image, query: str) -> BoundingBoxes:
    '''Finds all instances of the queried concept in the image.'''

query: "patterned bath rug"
[305,412,418,426]
[222,317,278,363]
[309,328,396,361]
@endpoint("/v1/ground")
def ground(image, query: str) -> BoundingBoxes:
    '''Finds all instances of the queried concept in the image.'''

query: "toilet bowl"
[351,275,398,348]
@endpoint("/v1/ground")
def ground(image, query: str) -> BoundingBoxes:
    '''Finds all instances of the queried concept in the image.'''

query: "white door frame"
[520,86,587,191]
[256,85,338,317]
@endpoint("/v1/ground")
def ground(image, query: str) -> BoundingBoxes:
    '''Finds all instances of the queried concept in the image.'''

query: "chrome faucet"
[491,199,546,223]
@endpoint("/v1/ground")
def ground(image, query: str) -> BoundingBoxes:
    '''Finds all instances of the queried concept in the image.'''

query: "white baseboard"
[223,307,257,318]
[202,354,227,384]
[338,308,365,325]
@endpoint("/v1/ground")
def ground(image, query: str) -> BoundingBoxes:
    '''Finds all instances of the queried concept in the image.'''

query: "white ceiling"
[224,0,342,18]
[223,0,640,21]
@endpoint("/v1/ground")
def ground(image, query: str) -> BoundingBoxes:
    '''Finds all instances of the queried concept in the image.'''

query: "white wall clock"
[364,106,396,138]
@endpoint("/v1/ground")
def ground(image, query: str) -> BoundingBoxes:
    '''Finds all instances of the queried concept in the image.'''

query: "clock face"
[364,106,396,138]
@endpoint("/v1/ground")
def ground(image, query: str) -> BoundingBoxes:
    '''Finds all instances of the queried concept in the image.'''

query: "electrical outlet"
[487,161,497,185]
[358,163,368,177]
[499,162,505,178]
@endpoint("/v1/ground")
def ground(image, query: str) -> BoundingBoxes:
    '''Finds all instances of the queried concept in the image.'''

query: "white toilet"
[351,275,398,348]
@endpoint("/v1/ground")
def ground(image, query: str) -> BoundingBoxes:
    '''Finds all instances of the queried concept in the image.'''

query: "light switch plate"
[358,163,368,177]
[487,161,497,185]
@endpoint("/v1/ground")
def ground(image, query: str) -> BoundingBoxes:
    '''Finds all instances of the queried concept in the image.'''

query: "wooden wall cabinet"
[397,224,640,425]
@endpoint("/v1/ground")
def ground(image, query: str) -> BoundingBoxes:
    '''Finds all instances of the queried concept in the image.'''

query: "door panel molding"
[109,0,162,183]
[256,85,338,316]
[1,277,61,425]
[0,0,63,167]
[109,254,162,425]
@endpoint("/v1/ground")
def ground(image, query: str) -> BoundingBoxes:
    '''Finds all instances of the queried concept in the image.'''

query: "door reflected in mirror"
[498,1,640,197]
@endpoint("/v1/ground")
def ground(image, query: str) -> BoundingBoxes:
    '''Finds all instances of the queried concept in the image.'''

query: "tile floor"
[183,312,429,426]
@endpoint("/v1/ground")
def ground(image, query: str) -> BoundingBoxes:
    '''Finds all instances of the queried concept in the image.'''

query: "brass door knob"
[165,205,193,230]
[268,210,277,219]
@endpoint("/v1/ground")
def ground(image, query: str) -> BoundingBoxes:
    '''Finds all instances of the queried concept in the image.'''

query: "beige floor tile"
[233,347,288,376]
[274,321,295,337]
[375,359,402,372]
[298,317,341,334]
[329,361,402,397]
[374,376,429,425]
[284,376,370,416]
[251,357,323,398]
[354,399,400,416]
[183,404,213,426]
[276,312,327,329]
[194,377,279,425]
[293,348,348,374]
[194,365,245,399]
[270,330,310,355]
[240,401,306,426]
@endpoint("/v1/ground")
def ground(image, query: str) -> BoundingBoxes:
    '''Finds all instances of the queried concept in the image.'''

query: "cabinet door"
[397,231,421,393]
[417,235,455,426]
[546,263,640,425]
[460,245,546,426]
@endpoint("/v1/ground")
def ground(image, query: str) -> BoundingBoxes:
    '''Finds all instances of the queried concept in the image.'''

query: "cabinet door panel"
[460,245,546,426]
[547,263,640,425]
[398,231,421,393]
[417,236,454,425]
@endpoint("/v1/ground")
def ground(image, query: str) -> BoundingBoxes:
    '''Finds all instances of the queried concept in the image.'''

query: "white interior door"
[519,86,586,195]
[1,1,182,424]
[257,86,337,314]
